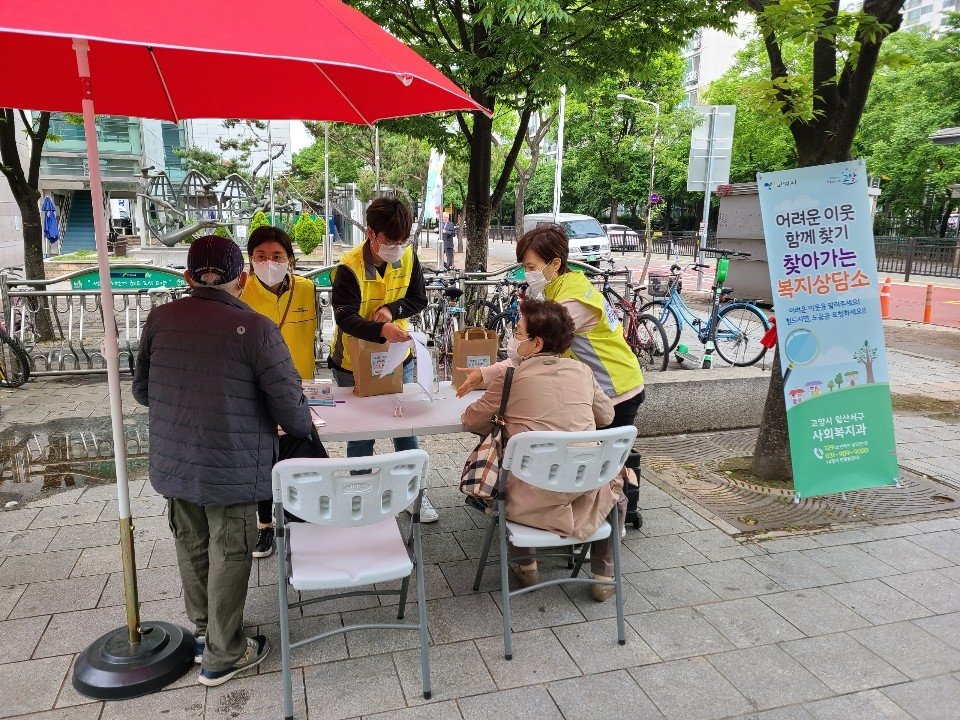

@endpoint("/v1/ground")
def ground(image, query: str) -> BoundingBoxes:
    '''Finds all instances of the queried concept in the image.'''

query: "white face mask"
[524,270,547,298]
[506,336,528,363]
[252,260,288,287]
[376,243,405,264]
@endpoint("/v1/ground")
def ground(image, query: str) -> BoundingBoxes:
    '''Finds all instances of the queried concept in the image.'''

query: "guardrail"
[1,259,632,380]
[875,237,960,281]
[1,277,189,377]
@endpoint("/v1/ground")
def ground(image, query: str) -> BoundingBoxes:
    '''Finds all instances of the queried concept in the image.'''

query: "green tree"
[747,0,906,482]
[855,22,960,236]
[347,0,743,272]
[0,110,51,281]
[852,339,878,383]
[173,146,242,182]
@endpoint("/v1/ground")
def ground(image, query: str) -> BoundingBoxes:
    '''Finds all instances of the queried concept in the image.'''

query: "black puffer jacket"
[132,287,312,506]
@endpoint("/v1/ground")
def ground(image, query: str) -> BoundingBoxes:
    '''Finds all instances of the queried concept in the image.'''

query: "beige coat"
[462,354,619,540]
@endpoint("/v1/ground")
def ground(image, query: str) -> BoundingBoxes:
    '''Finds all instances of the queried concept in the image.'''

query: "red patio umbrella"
[0,0,485,704]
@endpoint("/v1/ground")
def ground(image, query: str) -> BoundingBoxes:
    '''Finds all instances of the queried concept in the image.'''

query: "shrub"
[296,215,322,255]
[248,210,269,235]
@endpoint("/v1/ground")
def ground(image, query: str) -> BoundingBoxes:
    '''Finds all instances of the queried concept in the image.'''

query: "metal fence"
[1,265,339,378]
[875,237,960,281]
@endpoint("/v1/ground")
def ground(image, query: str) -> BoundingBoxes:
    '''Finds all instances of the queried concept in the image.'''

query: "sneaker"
[198,635,270,687]
[252,528,274,558]
[409,493,439,523]
[513,562,540,588]
[592,575,616,602]
[194,634,205,664]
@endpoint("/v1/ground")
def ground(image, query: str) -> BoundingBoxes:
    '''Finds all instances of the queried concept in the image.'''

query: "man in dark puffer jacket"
[133,234,312,687]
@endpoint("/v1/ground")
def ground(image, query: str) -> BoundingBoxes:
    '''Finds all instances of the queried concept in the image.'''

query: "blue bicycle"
[639,248,770,367]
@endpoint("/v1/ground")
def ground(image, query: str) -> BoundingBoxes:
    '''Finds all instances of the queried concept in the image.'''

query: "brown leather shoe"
[514,562,539,588]
[592,574,616,602]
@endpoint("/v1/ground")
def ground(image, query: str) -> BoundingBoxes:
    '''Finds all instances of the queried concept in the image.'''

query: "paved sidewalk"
[2,368,960,718]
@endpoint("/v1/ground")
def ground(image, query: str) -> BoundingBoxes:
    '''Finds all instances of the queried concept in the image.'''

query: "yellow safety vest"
[241,273,318,380]
[331,243,415,372]
[544,271,644,397]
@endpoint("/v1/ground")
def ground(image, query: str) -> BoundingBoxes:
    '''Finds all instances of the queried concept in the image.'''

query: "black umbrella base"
[72,621,194,700]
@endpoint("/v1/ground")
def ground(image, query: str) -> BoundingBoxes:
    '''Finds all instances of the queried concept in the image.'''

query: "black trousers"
[606,388,645,430]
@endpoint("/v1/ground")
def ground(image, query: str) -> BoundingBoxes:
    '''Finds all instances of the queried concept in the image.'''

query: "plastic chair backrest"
[501,427,637,493]
[272,449,428,528]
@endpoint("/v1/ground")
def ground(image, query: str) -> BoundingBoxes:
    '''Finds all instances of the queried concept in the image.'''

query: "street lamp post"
[617,93,660,253]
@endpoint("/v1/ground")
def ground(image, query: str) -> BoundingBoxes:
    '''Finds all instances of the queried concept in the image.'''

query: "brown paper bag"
[452,327,499,388]
[346,335,404,397]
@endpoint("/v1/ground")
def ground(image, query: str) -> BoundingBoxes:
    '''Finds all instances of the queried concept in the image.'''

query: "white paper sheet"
[412,333,434,397]
[375,332,436,400]
[379,339,410,378]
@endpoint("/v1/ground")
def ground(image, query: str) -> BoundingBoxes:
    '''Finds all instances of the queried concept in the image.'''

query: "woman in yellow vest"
[240,225,318,558]
[457,225,644,597]
[329,198,438,522]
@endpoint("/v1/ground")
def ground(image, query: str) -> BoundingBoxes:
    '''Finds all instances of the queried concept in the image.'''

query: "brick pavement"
[1,351,960,718]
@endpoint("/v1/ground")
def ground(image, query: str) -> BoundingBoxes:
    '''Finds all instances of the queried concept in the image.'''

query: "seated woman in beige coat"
[461,299,625,601]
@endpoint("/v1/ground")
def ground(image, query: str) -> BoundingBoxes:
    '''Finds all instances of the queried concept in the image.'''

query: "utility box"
[715,183,772,305]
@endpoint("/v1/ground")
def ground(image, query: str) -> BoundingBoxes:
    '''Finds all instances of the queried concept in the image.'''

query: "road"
[886,279,960,329]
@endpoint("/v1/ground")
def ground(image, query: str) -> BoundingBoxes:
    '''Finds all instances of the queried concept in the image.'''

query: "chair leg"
[398,575,410,620]
[413,522,432,700]
[610,502,626,646]
[276,506,294,720]
[497,498,513,660]
[571,543,590,578]
[473,509,498,591]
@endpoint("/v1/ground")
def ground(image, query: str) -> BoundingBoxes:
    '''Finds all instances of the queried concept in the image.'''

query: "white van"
[521,213,612,264]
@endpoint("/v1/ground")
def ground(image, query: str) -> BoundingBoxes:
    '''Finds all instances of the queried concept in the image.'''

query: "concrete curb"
[639,365,771,436]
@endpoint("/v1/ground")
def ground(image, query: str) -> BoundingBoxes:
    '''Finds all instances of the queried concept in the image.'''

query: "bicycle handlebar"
[701,248,751,258]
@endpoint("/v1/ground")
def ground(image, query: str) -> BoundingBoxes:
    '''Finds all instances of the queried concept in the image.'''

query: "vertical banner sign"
[424,149,445,220]
[757,160,898,498]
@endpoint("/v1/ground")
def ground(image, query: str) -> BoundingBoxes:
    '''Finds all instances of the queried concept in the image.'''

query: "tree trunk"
[514,172,530,238]
[750,348,793,481]
[465,111,494,273]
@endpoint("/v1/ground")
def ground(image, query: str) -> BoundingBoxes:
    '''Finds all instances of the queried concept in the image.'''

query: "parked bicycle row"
[0,248,772,388]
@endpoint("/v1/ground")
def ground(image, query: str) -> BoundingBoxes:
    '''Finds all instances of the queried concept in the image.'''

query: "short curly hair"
[516,224,570,274]
[520,298,575,354]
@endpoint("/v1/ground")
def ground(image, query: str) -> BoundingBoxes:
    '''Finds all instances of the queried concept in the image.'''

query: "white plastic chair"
[273,450,432,720]
[472,426,637,659]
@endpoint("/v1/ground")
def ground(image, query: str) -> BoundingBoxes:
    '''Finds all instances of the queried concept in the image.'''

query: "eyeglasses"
[513,331,530,341]
[252,251,288,263]
[368,228,409,247]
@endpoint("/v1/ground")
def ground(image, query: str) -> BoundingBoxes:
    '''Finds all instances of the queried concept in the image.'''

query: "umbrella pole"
[76,40,140,647]
[70,38,193,701]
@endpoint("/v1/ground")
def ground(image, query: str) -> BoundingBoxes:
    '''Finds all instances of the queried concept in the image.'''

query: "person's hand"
[373,306,393,323]
[381,322,410,343]
[455,368,484,397]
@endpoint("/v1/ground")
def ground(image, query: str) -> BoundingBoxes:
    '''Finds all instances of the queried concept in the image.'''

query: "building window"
[920,4,932,13]
[906,8,921,20]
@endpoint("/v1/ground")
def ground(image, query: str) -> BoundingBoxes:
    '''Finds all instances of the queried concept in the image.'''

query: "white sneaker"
[409,493,439,523]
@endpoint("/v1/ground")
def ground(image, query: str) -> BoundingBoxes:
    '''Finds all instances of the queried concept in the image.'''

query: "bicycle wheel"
[638,300,681,352]
[0,329,30,388]
[628,314,669,372]
[714,304,770,366]
[439,315,457,380]
[486,311,517,360]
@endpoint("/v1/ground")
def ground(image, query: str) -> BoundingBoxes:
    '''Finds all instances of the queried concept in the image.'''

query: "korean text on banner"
[757,160,898,499]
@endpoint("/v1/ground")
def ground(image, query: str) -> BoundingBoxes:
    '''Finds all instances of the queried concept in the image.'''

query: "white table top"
[312,381,480,442]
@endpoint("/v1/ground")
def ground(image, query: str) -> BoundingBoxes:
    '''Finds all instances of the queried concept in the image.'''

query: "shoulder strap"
[490,365,515,443]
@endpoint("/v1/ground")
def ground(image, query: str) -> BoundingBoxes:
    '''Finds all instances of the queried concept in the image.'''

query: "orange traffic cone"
[880,277,891,319]
[924,283,933,324]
